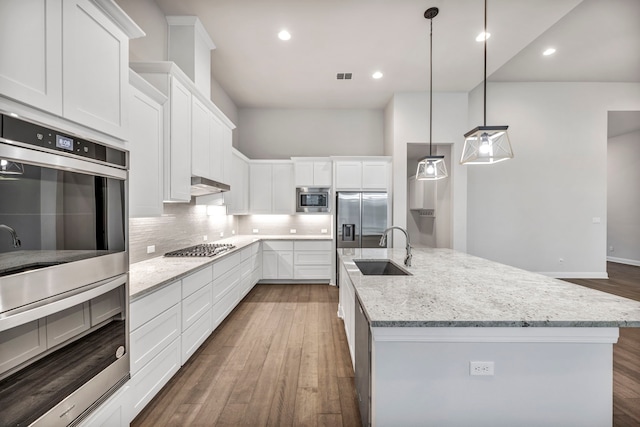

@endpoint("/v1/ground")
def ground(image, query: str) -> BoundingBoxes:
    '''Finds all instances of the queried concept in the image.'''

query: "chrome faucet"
[0,224,21,248]
[380,226,412,267]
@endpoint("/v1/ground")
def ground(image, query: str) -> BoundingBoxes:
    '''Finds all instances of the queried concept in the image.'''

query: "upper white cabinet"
[249,161,294,214]
[292,158,332,187]
[129,71,166,217]
[131,62,236,203]
[226,149,249,215]
[0,0,144,140]
[334,157,391,191]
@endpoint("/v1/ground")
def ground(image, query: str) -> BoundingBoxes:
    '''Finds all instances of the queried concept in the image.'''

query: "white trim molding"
[608,256,640,267]
[538,271,609,279]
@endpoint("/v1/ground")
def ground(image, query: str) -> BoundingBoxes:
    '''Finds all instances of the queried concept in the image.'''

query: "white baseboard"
[538,272,609,279]
[607,256,640,267]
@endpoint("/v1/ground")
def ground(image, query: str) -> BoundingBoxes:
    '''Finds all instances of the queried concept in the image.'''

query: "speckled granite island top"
[338,248,640,328]
[130,235,331,300]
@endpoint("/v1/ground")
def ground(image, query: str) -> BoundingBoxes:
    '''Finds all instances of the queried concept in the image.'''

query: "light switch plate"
[146,245,156,254]
[290,229,297,234]
[253,228,259,234]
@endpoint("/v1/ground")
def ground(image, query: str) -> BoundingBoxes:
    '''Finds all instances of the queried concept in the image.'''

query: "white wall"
[387,92,469,250]
[467,82,640,277]
[607,129,640,265]
[237,108,384,159]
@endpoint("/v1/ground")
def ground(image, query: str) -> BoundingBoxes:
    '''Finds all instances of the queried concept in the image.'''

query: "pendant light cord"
[483,0,487,127]
[429,13,433,156]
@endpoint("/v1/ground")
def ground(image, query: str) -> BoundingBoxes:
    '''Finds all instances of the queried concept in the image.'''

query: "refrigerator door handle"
[342,224,356,241]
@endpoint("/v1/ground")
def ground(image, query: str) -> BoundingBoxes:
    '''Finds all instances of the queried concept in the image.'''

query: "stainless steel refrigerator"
[336,192,389,249]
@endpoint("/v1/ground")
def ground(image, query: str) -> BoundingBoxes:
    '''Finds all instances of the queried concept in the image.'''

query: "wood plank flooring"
[133,263,640,427]
[564,262,640,427]
[131,284,361,427]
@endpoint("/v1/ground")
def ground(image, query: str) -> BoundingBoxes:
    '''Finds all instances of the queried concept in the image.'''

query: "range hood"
[191,176,230,197]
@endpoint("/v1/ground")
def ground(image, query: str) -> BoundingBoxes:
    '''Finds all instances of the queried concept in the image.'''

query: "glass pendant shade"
[416,155,447,180]
[0,159,24,175]
[460,125,513,164]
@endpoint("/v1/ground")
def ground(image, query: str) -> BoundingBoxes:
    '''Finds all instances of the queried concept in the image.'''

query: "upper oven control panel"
[0,114,126,168]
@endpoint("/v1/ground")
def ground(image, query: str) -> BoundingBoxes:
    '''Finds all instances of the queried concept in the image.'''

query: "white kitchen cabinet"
[129,71,166,218]
[0,0,142,140]
[130,303,181,376]
[45,302,91,349]
[0,320,46,376]
[226,149,250,215]
[293,240,332,280]
[0,0,62,115]
[191,96,211,179]
[78,385,130,427]
[249,162,294,214]
[339,262,356,367]
[221,125,233,185]
[293,158,332,187]
[334,158,391,191]
[261,241,294,280]
[166,77,193,201]
[181,308,213,364]
[209,116,225,183]
[182,283,213,332]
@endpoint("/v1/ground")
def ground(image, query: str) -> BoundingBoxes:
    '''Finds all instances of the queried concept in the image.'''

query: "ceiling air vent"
[336,73,353,80]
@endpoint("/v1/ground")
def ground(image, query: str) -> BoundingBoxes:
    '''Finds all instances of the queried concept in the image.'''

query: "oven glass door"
[0,162,125,275]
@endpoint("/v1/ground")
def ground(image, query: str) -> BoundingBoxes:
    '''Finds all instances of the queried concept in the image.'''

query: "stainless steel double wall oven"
[0,114,129,426]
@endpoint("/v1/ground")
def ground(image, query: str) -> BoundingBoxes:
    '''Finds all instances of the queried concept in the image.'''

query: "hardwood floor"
[133,263,640,427]
[565,262,640,427]
[131,284,361,427]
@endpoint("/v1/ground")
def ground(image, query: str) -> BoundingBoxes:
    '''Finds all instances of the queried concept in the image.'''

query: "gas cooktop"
[164,243,236,258]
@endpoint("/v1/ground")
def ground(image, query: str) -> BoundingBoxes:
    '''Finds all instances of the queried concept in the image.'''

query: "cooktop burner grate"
[164,243,236,257]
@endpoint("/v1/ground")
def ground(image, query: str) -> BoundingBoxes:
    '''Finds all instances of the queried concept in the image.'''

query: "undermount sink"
[354,259,411,276]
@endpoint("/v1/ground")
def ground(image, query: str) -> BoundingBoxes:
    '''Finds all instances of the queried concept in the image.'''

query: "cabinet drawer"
[263,240,293,251]
[294,240,332,251]
[130,337,181,420]
[46,302,91,348]
[240,258,252,279]
[90,287,123,326]
[240,246,252,261]
[130,303,181,376]
[182,266,212,298]
[0,319,46,376]
[294,251,332,266]
[182,283,213,332]
[214,252,241,277]
[213,267,241,302]
[181,308,213,364]
[294,265,332,280]
[212,286,239,330]
[78,384,130,427]
[130,281,181,331]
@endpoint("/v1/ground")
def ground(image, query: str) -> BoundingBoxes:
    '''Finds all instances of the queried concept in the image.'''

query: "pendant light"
[416,7,448,181]
[460,0,514,165]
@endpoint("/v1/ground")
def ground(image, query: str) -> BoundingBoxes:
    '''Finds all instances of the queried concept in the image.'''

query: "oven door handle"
[0,273,127,333]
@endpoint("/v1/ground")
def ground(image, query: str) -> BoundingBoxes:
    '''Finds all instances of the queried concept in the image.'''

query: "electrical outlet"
[220,231,224,237]
[321,228,328,234]
[592,217,601,224]
[290,229,297,234]
[253,228,259,234]
[203,235,208,241]
[232,230,236,235]
[146,245,156,254]
[470,361,494,376]
[559,258,564,263]
[609,246,614,252]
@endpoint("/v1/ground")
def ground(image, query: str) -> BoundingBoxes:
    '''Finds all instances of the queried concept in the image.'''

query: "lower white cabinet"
[293,241,332,280]
[339,262,356,368]
[78,385,131,427]
[130,337,181,420]
[262,241,294,280]
[130,303,181,376]
[181,308,213,364]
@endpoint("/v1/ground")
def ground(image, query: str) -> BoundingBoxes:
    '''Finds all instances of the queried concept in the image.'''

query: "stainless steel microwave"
[296,187,331,213]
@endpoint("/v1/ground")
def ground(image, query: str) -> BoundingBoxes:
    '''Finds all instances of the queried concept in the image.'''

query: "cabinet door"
[335,161,362,190]
[166,78,192,201]
[227,153,248,214]
[0,0,62,115]
[362,161,388,190]
[78,385,130,427]
[262,251,279,279]
[272,163,294,214]
[294,161,314,187]
[62,0,129,139]
[209,116,224,183]
[129,84,164,217]
[313,161,333,186]
[191,96,211,179]
[278,251,294,279]
[249,163,272,213]
[221,125,233,184]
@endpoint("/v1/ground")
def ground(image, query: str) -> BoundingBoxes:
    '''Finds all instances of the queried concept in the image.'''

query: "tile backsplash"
[129,202,236,264]
[129,204,333,264]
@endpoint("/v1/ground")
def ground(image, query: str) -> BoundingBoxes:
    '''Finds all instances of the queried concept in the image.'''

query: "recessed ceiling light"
[278,30,291,41]
[372,71,383,79]
[543,47,556,56]
[475,31,491,42]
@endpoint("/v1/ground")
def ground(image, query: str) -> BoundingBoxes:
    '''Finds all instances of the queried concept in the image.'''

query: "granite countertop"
[338,247,640,328]
[129,234,332,300]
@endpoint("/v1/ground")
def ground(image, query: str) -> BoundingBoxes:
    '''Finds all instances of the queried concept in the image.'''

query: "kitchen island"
[337,248,640,427]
